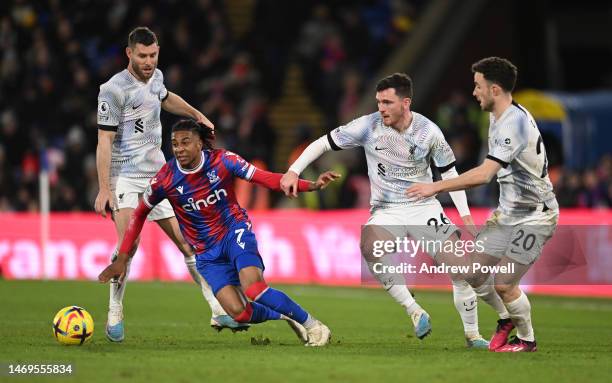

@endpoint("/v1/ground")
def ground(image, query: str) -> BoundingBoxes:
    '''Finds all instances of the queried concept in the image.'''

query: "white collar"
[493,103,516,124]
[177,151,205,174]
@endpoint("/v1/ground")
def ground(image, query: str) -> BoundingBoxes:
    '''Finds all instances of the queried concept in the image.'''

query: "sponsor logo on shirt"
[494,137,512,147]
[182,189,227,211]
[377,162,427,178]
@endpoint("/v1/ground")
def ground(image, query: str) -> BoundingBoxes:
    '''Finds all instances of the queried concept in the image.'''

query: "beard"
[131,63,155,81]
[481,98,494,112]
[386,105,404,126]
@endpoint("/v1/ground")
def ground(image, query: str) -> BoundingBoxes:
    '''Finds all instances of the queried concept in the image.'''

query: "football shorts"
[476,207,559,265]
[111,176,174,221]
[365,201,458,257]
[196,221,264,295]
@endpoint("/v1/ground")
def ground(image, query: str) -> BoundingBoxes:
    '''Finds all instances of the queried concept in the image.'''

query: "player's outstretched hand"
[94,189,114,218]
[98,259,128,283]
[280,171,299,198]
[406,183,438,199]
[312,171,341,191]
[194,111,215,131]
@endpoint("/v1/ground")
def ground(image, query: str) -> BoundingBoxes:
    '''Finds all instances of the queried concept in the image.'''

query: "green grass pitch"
[1,280,611,382]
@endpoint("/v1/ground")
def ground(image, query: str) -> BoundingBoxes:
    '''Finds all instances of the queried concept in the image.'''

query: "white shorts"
[476,208,559,265]
[110,177,174,222]
[366,201,458,256]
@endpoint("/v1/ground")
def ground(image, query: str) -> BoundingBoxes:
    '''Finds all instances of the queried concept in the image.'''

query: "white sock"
[184,256,225,316]
[109,249,131,311]
[452,280,479,335]
[366,259,422,315]
[301,314,317,330]
[504,290,534,342]
[473,274,510,319]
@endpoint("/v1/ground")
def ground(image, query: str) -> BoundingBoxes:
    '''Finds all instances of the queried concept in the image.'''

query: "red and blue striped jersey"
[143,149,255,254]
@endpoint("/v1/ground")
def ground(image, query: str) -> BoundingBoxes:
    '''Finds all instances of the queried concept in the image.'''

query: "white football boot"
[305,320,331,347]
[286,318,308,344]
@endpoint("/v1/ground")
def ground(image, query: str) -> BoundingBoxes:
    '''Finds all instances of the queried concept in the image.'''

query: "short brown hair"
[376,73,413,99]
[128,27,157,48]
[471,57,517,92]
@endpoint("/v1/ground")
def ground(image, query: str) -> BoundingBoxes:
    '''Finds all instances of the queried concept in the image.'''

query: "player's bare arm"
[94,129,116,217]
[254,169,340,194]
[162,92,214,130]
[98,256,128,283]
[437,165,477,234]
[281,135,333,197]
[406,159,501,199]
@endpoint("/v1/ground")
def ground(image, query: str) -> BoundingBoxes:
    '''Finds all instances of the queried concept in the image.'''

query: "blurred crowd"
[0,0,610,212]
[336,91,612,210]
[431,92,612,210]
[554,157,612,209]
[294,1,420,128]
[0,0,266,211]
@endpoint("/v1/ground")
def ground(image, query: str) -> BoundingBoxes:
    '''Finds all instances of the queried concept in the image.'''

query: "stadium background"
[0,0,609,291]
[1,1,611,382]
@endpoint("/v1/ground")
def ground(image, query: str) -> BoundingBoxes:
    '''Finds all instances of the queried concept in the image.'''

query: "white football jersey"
[329,112,455,208]
[97,69,168,179]
[486,102,557,215]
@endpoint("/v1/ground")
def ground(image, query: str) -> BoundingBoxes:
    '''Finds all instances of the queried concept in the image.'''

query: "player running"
[281,73,510,348]
[98,119,339,346]
[407,57,559,352]
[95,27,242,342]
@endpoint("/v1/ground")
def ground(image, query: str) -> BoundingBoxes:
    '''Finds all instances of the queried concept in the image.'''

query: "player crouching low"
[98,119,339,346]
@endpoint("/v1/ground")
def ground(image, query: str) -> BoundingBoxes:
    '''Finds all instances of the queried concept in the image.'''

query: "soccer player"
[407,57,559,352]
[98,119,338,346]
[95,27,241,342]
[281,73,509,348]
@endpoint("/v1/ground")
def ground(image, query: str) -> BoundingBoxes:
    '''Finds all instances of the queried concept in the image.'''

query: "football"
[52,306,94,345]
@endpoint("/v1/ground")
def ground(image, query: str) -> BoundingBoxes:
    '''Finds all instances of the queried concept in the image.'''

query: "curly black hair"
[171,119,215,150]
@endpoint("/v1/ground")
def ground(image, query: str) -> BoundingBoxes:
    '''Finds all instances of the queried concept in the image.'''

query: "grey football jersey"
[329,112,455,208]
[97,69,168,179]
[486,102,557,215]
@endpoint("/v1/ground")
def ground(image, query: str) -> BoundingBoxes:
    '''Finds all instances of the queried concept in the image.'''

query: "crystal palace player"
[407,57,559,352]
[99,119,339,346]
[95,27,240,341]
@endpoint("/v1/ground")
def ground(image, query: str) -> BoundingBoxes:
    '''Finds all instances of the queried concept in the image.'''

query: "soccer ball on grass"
[52,306,94,345]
